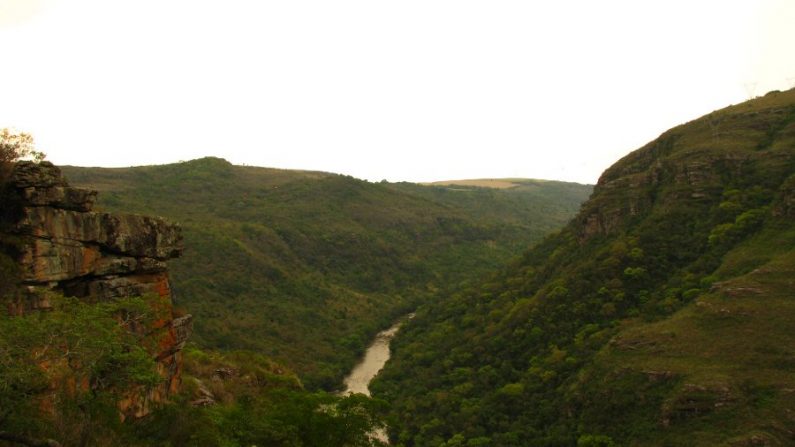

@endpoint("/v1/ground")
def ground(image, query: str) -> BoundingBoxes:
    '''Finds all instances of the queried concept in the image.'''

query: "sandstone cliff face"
[3,161,191,417]
[575,98,795,242]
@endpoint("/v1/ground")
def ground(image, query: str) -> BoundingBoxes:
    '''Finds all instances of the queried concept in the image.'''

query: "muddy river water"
[341,314,414,443]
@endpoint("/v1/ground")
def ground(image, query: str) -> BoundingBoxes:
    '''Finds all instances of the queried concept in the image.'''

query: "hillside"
[0,161,395,446]
[422,179,532,189]
[372,89,795,446]
[61,160,591,389]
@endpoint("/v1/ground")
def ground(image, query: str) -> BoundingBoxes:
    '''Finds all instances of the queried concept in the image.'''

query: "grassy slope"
[422,179,529,189]
[372,89,795,446]
[61,159,591,389]
[573,223,795,446]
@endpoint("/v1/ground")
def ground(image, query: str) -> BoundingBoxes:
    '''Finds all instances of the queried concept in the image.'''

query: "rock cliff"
[2,161,191,417]
[576,97,795,242]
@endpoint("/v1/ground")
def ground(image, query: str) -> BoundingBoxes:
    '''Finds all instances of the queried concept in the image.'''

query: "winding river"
[341,314,414,444]
[342,314,412,396]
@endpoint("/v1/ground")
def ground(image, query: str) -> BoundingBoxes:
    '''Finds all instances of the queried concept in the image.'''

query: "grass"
[422,179,523,189]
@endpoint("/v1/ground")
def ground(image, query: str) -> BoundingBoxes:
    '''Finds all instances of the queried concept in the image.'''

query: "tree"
[577,434,617,447]
[0,128,43,163]
[0,128,45,182]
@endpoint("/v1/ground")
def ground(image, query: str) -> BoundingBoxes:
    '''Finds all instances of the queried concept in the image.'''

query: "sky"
[1,1,794,184]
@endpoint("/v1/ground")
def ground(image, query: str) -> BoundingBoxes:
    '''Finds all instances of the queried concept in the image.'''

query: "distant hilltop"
[423,178,589,189]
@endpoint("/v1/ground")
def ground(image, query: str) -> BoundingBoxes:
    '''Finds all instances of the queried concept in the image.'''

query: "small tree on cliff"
[0,128,45,183]
[0,128,44,162]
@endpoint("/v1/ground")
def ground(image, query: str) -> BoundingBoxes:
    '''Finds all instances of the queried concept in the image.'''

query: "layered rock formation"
[576,100,795,242]
[2,161,191,417]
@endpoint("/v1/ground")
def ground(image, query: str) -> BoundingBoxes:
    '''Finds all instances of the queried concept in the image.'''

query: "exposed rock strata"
[576,104,795,242]
[2,161,191,417]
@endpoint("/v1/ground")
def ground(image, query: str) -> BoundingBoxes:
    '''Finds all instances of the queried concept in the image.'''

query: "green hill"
[61,160,591,389]
[371,89,795,446]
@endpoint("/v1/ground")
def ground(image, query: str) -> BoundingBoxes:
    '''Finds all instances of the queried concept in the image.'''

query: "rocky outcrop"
[2,161,191,418]
[773,174,795,218]
[576,152,746,242]
[660,383,736,427]
[575,101,795,243]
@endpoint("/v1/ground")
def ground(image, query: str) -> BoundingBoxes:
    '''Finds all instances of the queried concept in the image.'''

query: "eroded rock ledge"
[3,161,191,417]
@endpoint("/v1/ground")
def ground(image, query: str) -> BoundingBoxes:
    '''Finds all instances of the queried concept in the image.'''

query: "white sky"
[1,1,794,184]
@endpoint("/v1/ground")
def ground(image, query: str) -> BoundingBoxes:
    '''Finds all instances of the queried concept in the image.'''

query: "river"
[342,320,403,396]
[341,314,413,444]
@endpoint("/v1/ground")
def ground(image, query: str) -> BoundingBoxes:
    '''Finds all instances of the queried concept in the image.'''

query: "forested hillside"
[62,160,591,388]
[0,158,389,446]
[372,89,795,446]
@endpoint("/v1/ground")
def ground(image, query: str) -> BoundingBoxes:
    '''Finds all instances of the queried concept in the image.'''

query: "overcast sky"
[1,1,794,184]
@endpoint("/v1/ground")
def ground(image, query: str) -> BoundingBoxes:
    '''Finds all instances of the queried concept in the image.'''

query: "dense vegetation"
[0,294,162,446]
[0,134,392,445]
[61,161,590,388]
[371,89,795,446]
[0,292,387,446]
[12,88,793,445]
[131,345,388,446]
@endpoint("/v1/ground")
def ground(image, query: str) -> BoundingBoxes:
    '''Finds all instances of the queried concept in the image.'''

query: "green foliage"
[0,294,161,446]
[132,347,387,447]
[61,160,591,389]
[0,128,45,174]
[0,296,387,446]
[372,88,795,445]
[136,390,387,447]
[577,434,616,447]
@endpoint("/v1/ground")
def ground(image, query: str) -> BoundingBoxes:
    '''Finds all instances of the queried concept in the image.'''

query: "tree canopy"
[1,127,43,163]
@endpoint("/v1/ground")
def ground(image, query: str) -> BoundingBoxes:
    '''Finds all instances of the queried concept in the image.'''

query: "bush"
[577,434,617,447]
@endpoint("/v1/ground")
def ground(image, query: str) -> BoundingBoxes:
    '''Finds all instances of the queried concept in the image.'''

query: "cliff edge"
[2,161,191,417]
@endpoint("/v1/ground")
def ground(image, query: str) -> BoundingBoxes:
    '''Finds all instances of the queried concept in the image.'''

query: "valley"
[3,2,794,445]
[2,88,793,446]
[60,160,591,389]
